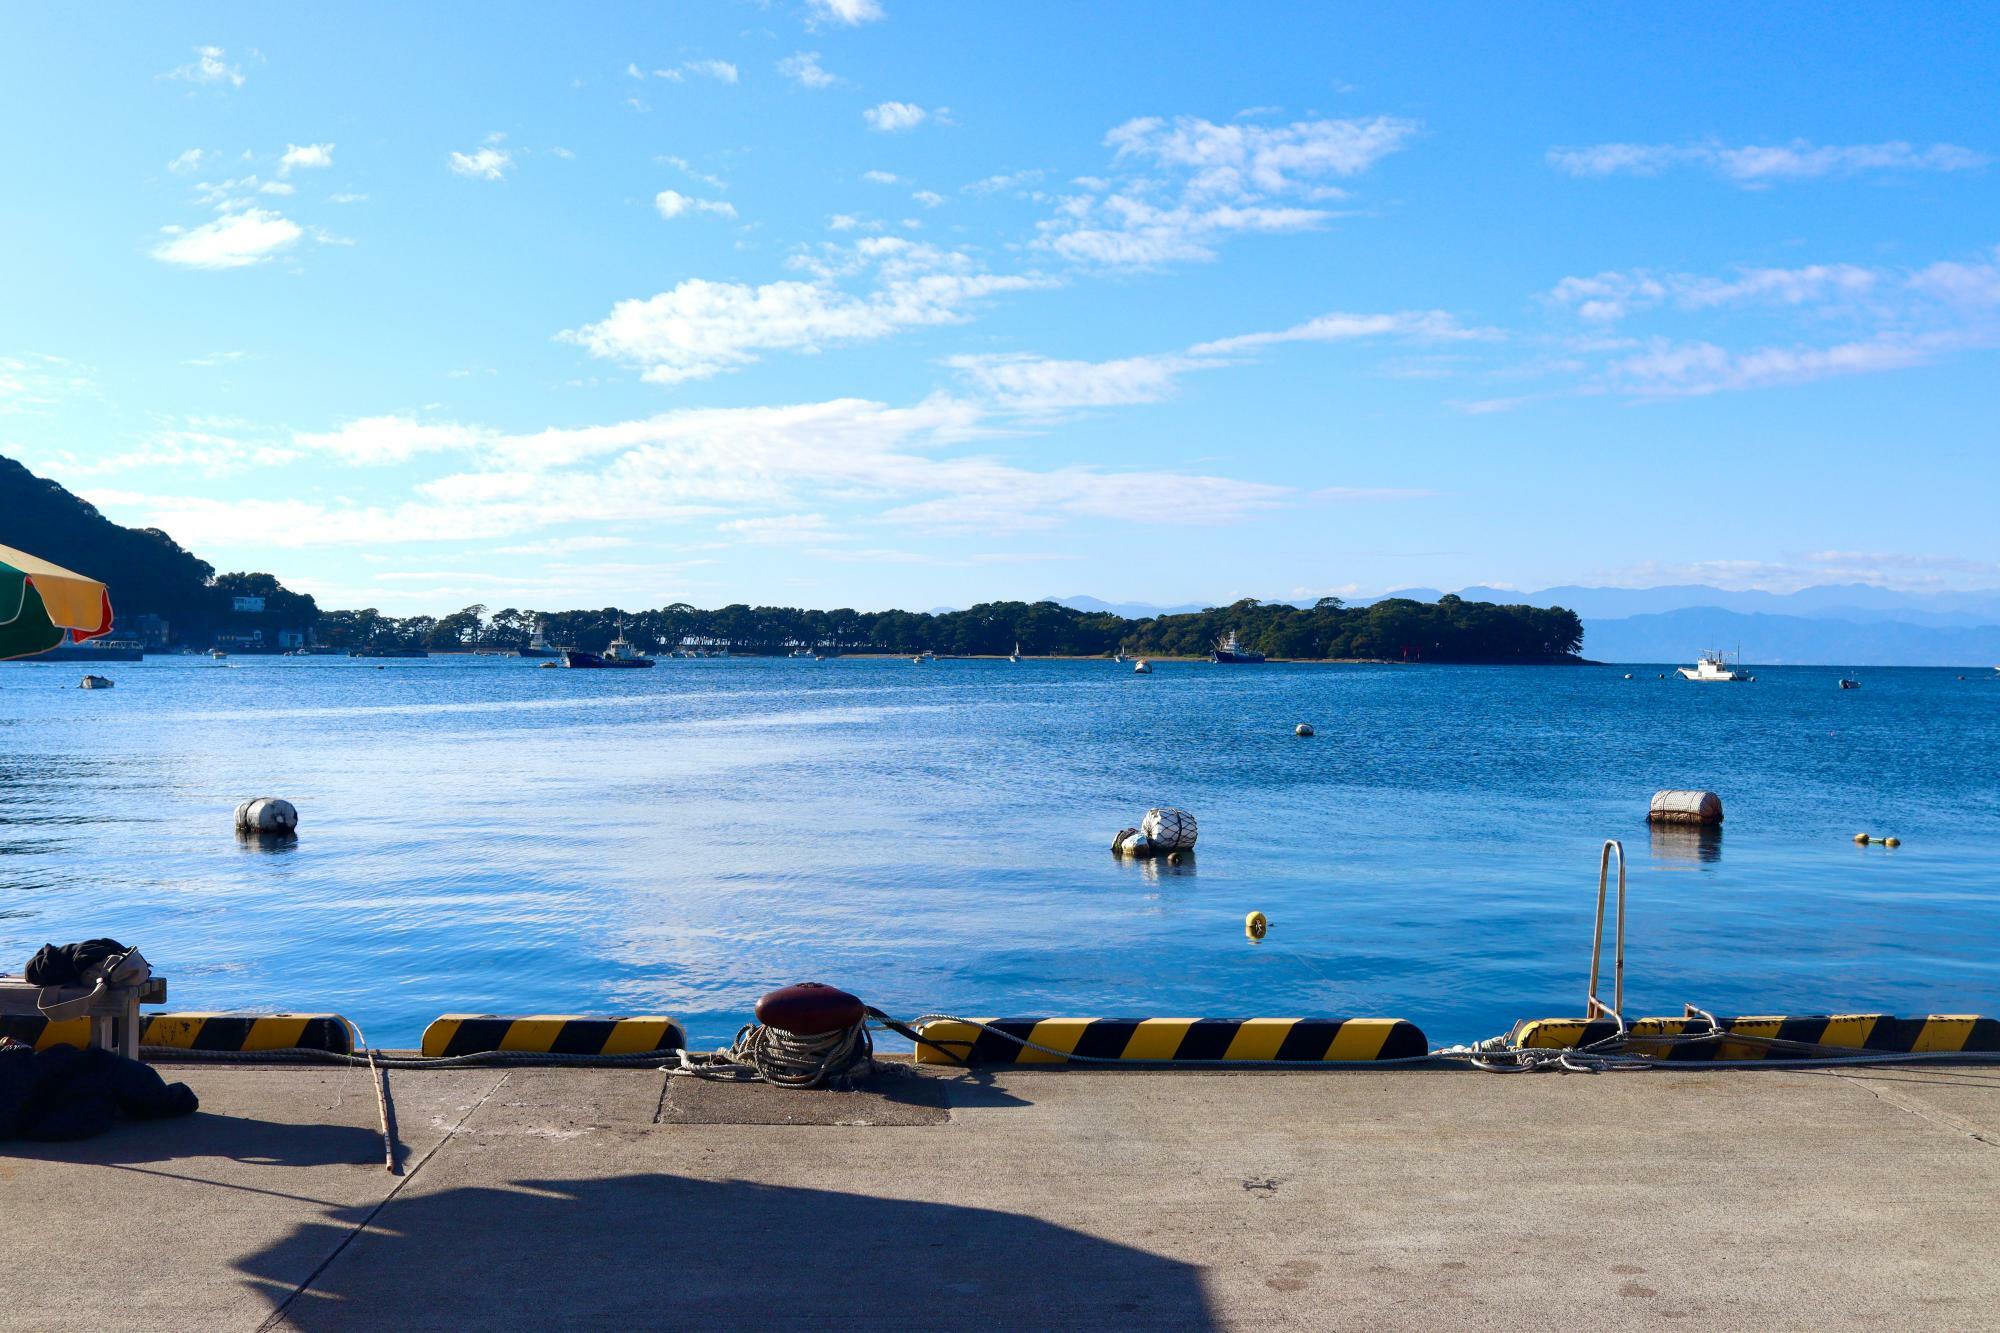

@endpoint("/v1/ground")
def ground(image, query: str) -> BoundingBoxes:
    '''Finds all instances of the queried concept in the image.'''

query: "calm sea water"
[2,655,1996,1048]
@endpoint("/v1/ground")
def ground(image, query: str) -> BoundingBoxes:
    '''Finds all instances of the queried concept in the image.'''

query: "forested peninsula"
[318,597,1585,663]
[6,453,1583,662]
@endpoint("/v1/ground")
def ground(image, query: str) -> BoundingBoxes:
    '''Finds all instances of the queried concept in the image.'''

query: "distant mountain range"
[1049,587,2000,667]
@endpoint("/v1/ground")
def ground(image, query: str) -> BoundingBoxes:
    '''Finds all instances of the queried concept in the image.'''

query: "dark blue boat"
[1210,631,1265,664]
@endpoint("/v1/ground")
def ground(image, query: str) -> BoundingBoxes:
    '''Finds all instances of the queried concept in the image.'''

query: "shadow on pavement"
[242,1173,1214,1330]
[1,1111,384,1168]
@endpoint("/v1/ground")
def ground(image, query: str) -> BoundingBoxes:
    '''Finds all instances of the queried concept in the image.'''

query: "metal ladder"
[1586,839,1627,1033]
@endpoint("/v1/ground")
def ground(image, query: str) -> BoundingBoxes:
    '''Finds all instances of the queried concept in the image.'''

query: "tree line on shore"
[4,453,1581,661]
[314,596,1585,663]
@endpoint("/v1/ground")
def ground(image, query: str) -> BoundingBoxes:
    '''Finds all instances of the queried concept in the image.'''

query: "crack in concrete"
[1829,1072,2000,1149]
[253,1072,511,1332]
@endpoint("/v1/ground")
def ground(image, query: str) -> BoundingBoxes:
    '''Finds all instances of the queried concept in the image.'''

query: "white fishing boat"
[1677,649,1752,682]
[1132,658,1152,674]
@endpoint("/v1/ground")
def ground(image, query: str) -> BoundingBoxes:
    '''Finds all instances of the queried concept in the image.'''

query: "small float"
[1132,658,1152,674]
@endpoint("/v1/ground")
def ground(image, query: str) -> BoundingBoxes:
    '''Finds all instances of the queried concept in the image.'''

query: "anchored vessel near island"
[563,623,655,669]
[1211,631,1265,665]
[1678,649,1752,682]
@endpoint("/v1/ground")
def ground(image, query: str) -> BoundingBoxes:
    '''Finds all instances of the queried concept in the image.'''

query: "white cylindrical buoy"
[1141,806,1198,850]
[1295,723,1314,737]
[235,796,299,835]
[80,675,114,689]
[1648,790,1723,826]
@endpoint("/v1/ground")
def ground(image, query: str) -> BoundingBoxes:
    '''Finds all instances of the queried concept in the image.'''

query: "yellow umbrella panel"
[0,544,113,660]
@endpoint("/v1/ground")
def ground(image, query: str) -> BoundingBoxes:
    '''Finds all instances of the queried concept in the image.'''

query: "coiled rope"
[666,1019,874,1088]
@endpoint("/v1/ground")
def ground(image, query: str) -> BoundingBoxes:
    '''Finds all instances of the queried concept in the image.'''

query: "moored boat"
[1677,649,1751,682]
[564,622,654,669]
[1210,631,1265,664]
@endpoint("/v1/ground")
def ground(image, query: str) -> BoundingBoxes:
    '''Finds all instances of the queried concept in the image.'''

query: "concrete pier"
[4,1059,1998,1330]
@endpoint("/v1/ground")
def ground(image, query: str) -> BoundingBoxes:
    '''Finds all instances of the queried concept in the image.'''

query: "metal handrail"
[1586,839,1626,1029]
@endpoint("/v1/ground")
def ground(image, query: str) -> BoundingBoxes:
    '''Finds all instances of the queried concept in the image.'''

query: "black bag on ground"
[0,1039,199,1142]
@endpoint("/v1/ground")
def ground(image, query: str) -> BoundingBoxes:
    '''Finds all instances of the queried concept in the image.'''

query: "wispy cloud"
[279,142,334,173]
[165,45,244,88]
[863,101,928,132]
[1548,138,1989,185]
[807,0,885,28]
[561,237,1053,383]
[152,209,302,268]
[778,51,837,88]
[448,147,512,181]
[655,190,737,221]
[1038,114,1417,266]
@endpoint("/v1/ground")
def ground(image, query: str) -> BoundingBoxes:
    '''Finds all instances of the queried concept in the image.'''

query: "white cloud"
[561,238,1053,383]
[166,45,244,88]
[293,415,498,464]
[947,352,1209,411]
[862,170,903,185]
[863,101,928,132]
[279,142,334,173]
[1039,114,1417,267]
[718,513,840,543]
[1106,114,1417,196]
[330,191,368,204]
[683,58,739,84]
[807,0,885,27]
[0,354,89,416]
[912,189,946,208]
[151,209,302,269]
[448,147,513,181]
[258,180,296,196]
[168,148,207,174]
[1190,310,1481,356]
[778,51,836,88]
[964,169,1045,195]
[655,190,738,221]
[1548,139,1990,184]
[1604,332,1959,397]
[1549,263,1881,322]
[659,155,727,190]
[951,308,1479,412]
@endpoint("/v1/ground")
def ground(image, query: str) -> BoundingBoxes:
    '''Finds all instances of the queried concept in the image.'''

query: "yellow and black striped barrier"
[421,1014,687,1058]
[142,1013,355,1054]
[1512,1013,2000,1061]
[4,1013,355,1053]
[910,1017,1429,1065]
[0,1016,92,1051]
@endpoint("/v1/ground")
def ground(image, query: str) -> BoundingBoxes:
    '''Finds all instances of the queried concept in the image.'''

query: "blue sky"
[2,3,1997,614]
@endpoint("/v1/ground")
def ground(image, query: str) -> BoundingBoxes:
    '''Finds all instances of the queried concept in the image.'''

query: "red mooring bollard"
[755,982,866,1036]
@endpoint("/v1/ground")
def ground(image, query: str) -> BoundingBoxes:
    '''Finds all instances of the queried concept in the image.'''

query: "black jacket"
[0,1042,198,1142]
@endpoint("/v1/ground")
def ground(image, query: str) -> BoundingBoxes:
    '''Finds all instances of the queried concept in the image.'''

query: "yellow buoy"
[1244,910,1268,941]
[1854,832,1870,844]
[1883,836,1901,848]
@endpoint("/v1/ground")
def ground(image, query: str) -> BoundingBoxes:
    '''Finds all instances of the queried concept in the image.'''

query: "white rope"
[667,1020,874,1089]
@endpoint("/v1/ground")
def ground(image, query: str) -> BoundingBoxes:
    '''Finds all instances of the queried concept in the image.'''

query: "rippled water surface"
[2,655,1996,1046]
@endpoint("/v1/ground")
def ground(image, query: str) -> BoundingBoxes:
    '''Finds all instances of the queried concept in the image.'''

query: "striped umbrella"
[0,544,113,660]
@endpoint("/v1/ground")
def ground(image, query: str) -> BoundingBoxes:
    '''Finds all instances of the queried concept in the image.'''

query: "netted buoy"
[79,675,114,689]
[235,796,299,835]
[1140,806,1198,850]
[1244,910,1267,940]
[1648,790,1722,826]
[1295,723,1314,737]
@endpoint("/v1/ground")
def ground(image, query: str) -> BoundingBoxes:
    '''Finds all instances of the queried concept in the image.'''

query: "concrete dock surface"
[3,1058,1998,1331]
